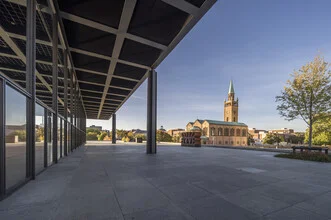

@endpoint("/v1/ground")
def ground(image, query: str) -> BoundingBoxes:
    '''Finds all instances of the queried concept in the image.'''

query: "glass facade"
[35,104,45,173]
[5,85,27,189]
[0,0,86,200]
[47,112,53,166]
[57,117,61,160]
[61,119,64,157]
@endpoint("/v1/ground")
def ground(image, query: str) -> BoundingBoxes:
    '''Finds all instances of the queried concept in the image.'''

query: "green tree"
[14,130,26,142]
[134,134,146,141]
[97,132,108,141]
[156,131,173,142]
[172,134,181,143]
[86,128,101,135]
[116,129,128,139]
[276,55,331,148]
[305,116,331,146]
[263,133,284,146]
[86,132,98,140]
[247,133,255,146]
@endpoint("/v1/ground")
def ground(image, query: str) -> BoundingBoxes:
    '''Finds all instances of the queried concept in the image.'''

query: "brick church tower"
[224,80,239,122]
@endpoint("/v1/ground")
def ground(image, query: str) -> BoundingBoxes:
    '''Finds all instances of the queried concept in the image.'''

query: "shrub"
[86,132,98,140]
[275,152,331,162]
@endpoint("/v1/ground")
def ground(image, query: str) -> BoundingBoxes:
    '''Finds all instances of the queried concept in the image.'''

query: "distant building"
[249,128,268,140]
[159,126,166,132]
[167,128,185,137]
[131,129,147,135]
[87,125,102,131]
[186,81,248,146]
[269,128,294,134]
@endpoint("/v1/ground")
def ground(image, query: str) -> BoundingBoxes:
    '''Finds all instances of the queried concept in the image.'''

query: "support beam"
[98,0,137,119]
[52,13,58,164]
[70,69,73,152]
[0,78,5,197]
[112,114,116,144]
[146,70,157,154]
[26,0,36,179]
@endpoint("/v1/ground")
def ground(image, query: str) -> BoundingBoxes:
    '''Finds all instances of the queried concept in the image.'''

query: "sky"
[87,0,331,132]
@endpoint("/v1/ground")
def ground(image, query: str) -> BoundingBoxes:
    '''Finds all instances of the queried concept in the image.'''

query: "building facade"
[186,81,248,146]
[167,128,185,137]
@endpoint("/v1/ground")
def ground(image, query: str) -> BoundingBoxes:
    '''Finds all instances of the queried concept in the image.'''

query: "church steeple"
[228,80,235,101]
[224,80,239,122]
[228,80,235,94]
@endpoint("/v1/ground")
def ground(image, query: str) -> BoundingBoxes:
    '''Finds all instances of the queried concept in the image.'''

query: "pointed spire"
[228,80,235,94]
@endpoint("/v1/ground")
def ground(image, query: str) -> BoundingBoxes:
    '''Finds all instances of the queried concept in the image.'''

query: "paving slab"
[1,143,331,220]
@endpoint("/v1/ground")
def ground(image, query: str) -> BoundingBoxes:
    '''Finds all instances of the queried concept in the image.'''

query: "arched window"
[236,129,240,136]
[226,117,229,122]
[242,129,247,137]
[218,128,223,136]
[219,141,222,145]
[224,128,229,136]
[230,128,235,136]
[233,117,235,121]
[231,141,234,145]
[211,127,215,136]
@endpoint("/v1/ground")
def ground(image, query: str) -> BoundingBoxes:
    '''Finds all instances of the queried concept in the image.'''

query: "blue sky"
[87,0,331,132]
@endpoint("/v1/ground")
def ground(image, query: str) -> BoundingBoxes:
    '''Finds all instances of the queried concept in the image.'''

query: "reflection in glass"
[57,117,60,160]
[47,112,53,166]
[5,85,27,189]
[35,104,45,173]
[68,123,71,152]
[61,119,64,157]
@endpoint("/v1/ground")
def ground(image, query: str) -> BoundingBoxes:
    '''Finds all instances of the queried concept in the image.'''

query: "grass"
[275,152,331,163]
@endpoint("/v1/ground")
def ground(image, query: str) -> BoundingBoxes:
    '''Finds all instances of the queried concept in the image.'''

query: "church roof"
[194,119,204,124]
[228,80,235,94]
[204,120,247,127]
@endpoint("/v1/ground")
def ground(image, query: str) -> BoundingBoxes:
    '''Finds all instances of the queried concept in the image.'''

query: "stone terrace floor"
[1,142,331,220]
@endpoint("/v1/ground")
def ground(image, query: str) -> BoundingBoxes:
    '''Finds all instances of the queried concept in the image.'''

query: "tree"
[86,128,101,135]
[97,132,108,141]
[134,134,146,141]
[247,133,255,145]
[276,55,331,148]
[172,134,181,143]
[263,133,284,146]
[156,130,173,142]
[116,129,128,140]
[305,116,331,146]
[86,132,98,140]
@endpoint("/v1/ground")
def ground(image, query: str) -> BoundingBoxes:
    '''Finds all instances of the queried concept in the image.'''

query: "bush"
[97,132,108,141]
[86,132,98,141]
[275,152,331,162]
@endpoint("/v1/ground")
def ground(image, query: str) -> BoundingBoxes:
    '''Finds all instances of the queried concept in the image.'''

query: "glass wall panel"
[5,85,27,189]
[67,122,71,152]
[47,112,53,166]
[61,119,64,157]
[35,104,45,173]
[57,117,60,160]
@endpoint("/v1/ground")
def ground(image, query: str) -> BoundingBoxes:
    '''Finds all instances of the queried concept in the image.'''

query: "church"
[186,81,248,146]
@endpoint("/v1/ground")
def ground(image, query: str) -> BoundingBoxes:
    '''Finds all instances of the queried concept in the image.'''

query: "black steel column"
[70,70,73,152]
[0,79,6,197]
[26,0,36,179]
[146,69,157,154]
[63,50,68,156]
[112,113,116,144]
[52,12,58,163]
